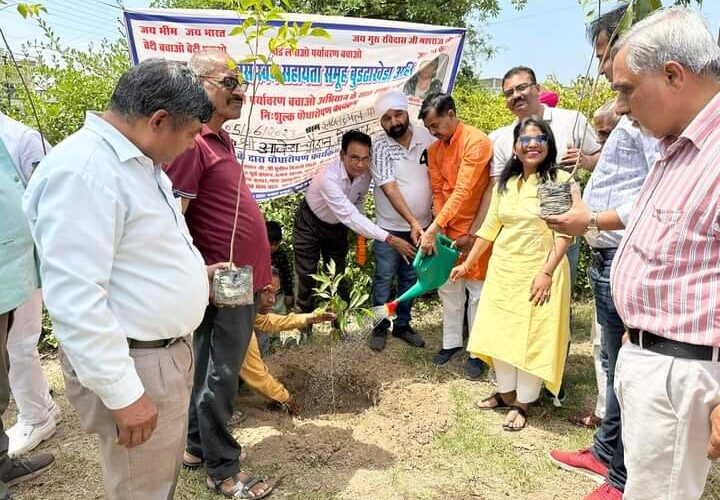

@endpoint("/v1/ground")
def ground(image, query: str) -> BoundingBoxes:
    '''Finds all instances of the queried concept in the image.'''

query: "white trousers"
[616,342,720,500]
[8,290,55,425]
[493,358,543,404]
[437,278,483,350]
[591,316,607,419]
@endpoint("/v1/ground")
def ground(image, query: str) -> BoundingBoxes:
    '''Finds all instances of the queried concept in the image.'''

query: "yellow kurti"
[467,172,571,395]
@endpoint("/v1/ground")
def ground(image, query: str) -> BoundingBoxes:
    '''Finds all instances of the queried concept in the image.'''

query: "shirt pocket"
[648,207,684,265]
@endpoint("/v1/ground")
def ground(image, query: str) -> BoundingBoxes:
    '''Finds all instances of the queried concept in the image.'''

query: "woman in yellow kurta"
[450,117,571,432]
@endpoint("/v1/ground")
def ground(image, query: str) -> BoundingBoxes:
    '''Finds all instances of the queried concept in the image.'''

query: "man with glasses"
[165,49,274,499]
[294,130,416,322]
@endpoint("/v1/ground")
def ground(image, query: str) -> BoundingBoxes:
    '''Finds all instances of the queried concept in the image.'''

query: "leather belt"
[127,337,185,349]
[628,328,719,362]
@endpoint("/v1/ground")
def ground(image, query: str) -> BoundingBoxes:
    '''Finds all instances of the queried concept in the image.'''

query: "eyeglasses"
[503,82,535,99]
[518,134,548,147]
[347,154,370,165]
[201,75,249,92]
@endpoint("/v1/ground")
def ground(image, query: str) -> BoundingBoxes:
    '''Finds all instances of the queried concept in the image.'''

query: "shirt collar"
[678,90,720,150]
[512,105,550,126]
[83,112,149,164]
[448,121,465,147]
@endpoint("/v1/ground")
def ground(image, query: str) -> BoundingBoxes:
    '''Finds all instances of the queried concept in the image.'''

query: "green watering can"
[384,233,459,316]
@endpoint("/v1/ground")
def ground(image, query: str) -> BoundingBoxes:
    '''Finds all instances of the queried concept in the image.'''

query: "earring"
[512,154,517,159]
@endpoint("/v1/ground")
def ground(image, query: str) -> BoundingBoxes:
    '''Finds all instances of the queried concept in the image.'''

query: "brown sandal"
[475,393,510,410]
[206,472,273,499]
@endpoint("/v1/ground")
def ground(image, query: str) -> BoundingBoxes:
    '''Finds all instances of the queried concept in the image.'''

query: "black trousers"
[293,199,349,313]
[186,294,259,481]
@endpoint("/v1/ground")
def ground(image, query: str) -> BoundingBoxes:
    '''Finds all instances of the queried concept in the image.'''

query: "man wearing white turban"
[368,91,434,352]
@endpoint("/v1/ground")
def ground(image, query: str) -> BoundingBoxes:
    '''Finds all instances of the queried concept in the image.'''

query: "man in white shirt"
[368,91,434,352]
[294,130,416,318]
[23,59,223,500]
[0,112,60,458]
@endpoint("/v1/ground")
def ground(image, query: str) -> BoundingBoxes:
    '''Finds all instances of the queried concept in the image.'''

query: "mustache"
[512,96,526,107]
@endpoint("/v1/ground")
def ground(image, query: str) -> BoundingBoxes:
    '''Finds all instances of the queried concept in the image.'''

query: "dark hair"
[266,220,282,243]
[109,59,214,127]
[497,116,558,194]
[341,129,371,152]
[501,66,537,87]
[418,92,456,120]
[587,4,628,47]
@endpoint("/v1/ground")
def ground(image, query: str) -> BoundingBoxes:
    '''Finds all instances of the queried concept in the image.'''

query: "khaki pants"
[616,342,720,500]
[61,338,193,500]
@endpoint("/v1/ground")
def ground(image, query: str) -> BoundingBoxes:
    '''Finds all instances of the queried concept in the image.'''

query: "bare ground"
[10,301,720,500]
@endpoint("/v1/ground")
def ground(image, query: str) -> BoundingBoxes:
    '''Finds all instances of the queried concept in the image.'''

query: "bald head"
[593,98,619,145]
[188,49,234,76]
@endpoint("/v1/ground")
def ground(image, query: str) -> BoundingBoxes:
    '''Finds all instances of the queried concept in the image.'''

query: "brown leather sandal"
[206,472,273,499]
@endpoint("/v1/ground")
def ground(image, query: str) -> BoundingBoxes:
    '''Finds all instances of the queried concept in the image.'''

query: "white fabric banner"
[124,8,465,200]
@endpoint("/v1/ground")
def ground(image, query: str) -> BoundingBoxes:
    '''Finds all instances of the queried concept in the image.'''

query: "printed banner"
[124,8,465,200]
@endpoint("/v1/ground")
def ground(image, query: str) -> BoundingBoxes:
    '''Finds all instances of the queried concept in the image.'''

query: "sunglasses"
[201,75,249,92]
[518,134,548,147]
[503,82,535,99]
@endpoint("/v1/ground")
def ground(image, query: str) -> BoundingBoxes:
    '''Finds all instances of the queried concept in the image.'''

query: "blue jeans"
[588,248,626,490]
[566,238,580,291]
[372,230,416,329]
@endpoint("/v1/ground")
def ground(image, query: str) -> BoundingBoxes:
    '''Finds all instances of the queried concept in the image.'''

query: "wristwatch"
[585,211,599,235]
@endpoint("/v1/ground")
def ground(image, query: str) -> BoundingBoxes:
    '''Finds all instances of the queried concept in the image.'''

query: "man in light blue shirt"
[0,126,55,500]
[23,59,220,500]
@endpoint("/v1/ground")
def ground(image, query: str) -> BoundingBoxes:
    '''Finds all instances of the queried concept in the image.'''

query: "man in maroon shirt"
[165,49,273,499]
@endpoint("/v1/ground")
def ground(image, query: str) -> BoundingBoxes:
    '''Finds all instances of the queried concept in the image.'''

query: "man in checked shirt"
[545,8,720,499]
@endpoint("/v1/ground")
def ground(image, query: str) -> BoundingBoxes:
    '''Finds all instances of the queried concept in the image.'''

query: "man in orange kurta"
[419,92,493,377]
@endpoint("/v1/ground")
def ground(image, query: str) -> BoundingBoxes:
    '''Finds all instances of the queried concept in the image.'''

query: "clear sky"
[2,0,720,84]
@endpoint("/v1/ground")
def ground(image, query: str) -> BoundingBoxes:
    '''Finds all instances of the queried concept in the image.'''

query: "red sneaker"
[583,483,623,500]
[548,448,608,483]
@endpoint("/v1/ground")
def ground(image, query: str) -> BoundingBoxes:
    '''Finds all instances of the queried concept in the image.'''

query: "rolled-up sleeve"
[23,169,144,410]
[318,172,389,241]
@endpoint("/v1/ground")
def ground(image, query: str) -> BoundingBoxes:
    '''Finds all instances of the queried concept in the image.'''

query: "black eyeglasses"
[503,82,535,99]
[518,134,548,147]
[201,75,249,92]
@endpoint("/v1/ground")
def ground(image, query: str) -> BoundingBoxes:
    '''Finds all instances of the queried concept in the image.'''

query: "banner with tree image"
[124,8,465,200]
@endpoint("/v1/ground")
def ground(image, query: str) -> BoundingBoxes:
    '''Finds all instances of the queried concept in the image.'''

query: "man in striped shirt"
[546,7,720,499]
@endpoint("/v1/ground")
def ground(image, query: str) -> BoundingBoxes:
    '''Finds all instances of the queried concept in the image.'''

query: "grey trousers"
[61,337,193,500]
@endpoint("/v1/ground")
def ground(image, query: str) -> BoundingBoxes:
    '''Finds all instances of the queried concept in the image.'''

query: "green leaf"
[300,21,311,36]
[229,26,245,37]
[309,27,331,39]
[280,0,292,9]
[17,3,28,17]
[617,3,634,35]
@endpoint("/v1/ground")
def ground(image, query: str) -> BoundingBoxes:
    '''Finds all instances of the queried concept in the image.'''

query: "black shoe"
[369,327,388,352]
[464,357,486,379]
[2,453,54,487]
[431,347,463,365]
[392,325,425,348]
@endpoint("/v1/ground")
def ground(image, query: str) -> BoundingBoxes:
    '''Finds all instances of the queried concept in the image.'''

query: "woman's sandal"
[502,405,528,432]
[206,472,273,499]
[475,392,510,410]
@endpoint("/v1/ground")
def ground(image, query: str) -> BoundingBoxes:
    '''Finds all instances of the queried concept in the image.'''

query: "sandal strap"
[509,405,527,419]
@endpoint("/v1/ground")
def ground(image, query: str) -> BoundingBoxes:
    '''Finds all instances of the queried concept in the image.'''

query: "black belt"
[628,328,719,362]
[127,337,185,349]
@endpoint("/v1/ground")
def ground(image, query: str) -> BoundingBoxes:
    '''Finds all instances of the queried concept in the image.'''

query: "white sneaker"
[49,403,62,425]
[7,418,57,458]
